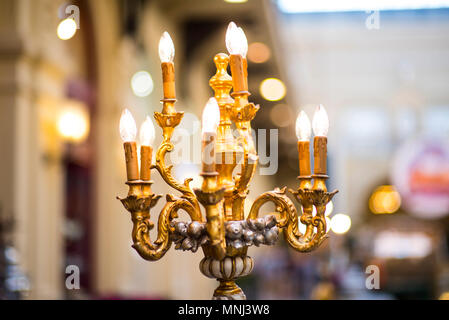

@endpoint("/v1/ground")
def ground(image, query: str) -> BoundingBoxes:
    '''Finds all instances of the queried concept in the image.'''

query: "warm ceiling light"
[248,42,271,63]
[259,78,286,101]
[369,185,401,214]
[57,101,89,143]
[57,18,77,40]
[131,71,154,97]
[330,214,351,234]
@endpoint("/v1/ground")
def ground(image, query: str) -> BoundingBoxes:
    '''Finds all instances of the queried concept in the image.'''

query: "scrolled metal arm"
[248,187,337,252]
[120,192,199,261]
[153,111,202,219]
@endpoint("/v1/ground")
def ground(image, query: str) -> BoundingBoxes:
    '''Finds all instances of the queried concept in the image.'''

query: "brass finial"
[209,54,235,150]
[209,53,233,102]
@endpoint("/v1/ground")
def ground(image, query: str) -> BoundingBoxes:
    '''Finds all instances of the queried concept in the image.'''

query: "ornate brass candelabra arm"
[153,107,202,219]
[118,180,201,261]
[248,184,338,253]
[248,187,292,228]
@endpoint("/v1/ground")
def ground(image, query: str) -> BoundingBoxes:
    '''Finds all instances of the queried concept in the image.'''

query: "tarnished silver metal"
[170,215,279,252]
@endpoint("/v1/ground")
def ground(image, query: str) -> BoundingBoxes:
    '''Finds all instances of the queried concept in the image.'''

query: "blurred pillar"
[0,0,66,299]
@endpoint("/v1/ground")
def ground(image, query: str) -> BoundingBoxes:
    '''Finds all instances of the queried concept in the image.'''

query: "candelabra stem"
[213,280,246,300]
[194,173,226,260]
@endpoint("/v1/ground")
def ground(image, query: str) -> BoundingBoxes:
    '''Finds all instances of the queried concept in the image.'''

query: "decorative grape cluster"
[170,215,279,253]
[225,215,279,249]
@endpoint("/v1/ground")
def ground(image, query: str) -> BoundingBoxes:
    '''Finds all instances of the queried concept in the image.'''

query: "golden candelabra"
[118,23,338,300]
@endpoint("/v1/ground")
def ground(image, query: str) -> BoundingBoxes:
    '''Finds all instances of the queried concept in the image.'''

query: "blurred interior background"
[0,0,449,300]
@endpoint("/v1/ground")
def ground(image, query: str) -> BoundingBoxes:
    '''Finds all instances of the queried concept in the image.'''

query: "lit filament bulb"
[295,110,312,141]
[139,116,156,146]
[312,104,329,137]
[119,109,137,142]
[158,31,175,63]
[226,22,248,57]
[202,98,220,134]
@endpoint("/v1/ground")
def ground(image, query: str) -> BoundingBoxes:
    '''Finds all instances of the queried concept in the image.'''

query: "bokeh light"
[57,18,77,40]
[224,0,248,3]
[248,42,271,63]
[330,213,351,234]
[131,71,154,97]
[270,104,294,127]
[259,78,286,101]
[57,102,90,143]
[369,185,401,214]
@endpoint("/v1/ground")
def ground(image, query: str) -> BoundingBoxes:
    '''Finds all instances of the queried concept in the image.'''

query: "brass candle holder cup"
[118,52,338,300]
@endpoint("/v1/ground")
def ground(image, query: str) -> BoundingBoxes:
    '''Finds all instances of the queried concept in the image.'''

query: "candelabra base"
[213,280,246,300]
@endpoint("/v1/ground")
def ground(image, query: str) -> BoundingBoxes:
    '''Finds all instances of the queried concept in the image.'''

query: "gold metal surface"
[194,172,226,261]
[118,52,339,299]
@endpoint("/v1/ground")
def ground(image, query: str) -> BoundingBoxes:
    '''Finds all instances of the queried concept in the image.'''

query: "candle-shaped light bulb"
[139,116,155,146]
[120,109,139,181]
[120,109,137,142]
[159,31,176,101]
[201,98,220,174]
[158,31,175,63]
[312,104,329,137]
[139,116,155,182]
[295,111,312,141]
[312,104,329,178]
[226,22,239,55]
[201,97,220,134]
[227,22,248,92]
[296,111,312,178]
[226,22,247,56]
